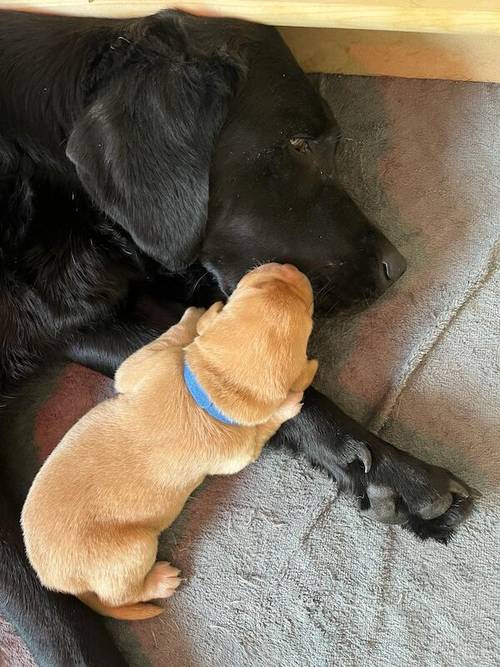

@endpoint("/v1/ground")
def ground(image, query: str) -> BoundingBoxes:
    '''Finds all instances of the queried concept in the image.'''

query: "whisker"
[314,273,336,300]
[324,298,340,317]
[250,257,278,270]
[188,270,210,296]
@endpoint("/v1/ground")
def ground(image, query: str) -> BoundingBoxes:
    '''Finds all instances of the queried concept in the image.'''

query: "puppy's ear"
[197,301,224,335]
[67,57,239,270]
[291,359,318,392]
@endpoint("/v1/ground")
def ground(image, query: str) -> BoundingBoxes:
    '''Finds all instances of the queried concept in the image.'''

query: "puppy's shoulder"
[129,347,184,405]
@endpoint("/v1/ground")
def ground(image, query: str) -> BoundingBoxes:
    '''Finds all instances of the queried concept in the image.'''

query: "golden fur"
[21,263,317,620]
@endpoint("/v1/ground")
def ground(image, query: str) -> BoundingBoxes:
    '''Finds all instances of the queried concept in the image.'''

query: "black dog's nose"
[378,241,407,285]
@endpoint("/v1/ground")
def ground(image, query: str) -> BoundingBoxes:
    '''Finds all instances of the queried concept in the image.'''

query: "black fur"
[0,9,473,665]
[403,496,473,544]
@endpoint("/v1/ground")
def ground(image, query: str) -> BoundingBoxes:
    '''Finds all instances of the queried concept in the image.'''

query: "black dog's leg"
[272,388,473,543]
[0,487,126,667]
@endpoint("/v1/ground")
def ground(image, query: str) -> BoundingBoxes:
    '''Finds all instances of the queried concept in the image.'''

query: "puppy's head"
[185,263,317,425]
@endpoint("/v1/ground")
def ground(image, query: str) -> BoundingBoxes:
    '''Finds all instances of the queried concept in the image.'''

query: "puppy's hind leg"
[141,561,183,600]
[80,562,182,621]
[80,562,183,622]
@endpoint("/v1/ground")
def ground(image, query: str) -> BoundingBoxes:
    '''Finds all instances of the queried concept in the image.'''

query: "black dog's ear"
[67,56,238,270]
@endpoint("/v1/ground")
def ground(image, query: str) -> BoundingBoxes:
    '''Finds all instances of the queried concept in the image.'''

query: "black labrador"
[0,9,472,666]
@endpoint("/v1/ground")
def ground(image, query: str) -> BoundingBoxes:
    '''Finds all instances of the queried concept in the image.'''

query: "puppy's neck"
[184,339,286,427]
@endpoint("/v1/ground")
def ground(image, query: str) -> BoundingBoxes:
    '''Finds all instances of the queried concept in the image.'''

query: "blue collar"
[183,361,237,426]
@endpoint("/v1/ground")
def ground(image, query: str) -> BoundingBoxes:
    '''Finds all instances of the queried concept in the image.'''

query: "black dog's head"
[202,23,406,309]
[66,10,405,312]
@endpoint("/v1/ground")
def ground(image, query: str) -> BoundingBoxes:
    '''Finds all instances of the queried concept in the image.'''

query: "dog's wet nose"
[378,241,407,285]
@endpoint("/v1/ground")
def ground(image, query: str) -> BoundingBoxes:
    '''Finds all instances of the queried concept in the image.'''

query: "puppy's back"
[21,352,210,593]
[21,396,129,588]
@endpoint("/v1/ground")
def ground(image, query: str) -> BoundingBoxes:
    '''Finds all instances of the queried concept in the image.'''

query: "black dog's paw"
[403,495,473,544]
[334,436,373,473]
[359,448,474,543]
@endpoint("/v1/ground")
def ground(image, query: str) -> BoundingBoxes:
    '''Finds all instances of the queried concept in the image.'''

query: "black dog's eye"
[289,137,311,153]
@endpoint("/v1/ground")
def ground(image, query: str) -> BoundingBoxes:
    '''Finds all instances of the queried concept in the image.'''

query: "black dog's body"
[0,10,471,666]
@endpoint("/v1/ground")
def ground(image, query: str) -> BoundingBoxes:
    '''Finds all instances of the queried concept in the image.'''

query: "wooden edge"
[2,1,500,36]
[280,27,500,83]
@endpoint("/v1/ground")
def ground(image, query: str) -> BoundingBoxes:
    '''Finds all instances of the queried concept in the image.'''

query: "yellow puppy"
[22,263,317,621]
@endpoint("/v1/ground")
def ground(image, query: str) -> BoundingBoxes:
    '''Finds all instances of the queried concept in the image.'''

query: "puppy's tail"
[78,593,164,621]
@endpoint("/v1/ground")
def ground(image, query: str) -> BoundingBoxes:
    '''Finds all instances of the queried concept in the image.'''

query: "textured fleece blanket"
[1,73,499,667]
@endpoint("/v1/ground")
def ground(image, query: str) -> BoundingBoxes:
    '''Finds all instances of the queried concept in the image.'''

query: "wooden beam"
[2,1,500,36]
[281,27,500,83]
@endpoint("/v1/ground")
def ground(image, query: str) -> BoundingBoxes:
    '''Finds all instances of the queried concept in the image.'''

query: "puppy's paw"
[275,391,304,422]
[144,562,183,600]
